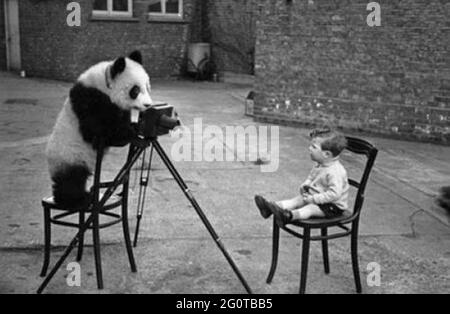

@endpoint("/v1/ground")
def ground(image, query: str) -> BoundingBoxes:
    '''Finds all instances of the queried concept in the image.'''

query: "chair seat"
[42,194,122,212]
[289,210,354,228]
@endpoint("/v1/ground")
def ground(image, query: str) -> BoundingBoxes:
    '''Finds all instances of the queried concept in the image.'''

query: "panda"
[46,51,152,207]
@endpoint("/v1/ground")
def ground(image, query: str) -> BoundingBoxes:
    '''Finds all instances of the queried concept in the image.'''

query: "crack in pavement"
[0,136,49,149]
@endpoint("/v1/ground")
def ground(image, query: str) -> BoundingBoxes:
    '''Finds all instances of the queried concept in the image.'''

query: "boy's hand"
[300,185,309,195]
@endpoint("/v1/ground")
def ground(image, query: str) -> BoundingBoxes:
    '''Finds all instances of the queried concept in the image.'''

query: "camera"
[135,103,180,139]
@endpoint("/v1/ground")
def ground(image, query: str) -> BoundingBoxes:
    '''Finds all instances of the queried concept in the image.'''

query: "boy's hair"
[310,128,347,157]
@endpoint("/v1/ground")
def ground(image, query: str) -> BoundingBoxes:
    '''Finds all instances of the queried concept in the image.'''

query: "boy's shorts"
[318,203,345,218]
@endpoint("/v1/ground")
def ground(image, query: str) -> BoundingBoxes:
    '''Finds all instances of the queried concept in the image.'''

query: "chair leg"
[92,211,104,289]
[321,228,330,274]
[266,218,280,284]
[121,191,137,273]
[40,206,51,277]
[351,223,362,294]
[76,211,85,262]
[299,228,311,294]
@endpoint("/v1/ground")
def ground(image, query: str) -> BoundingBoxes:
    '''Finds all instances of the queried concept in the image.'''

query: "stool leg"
[92,211,103,289]
[266,218,280,284]
[299,228,311,294]
[351,222,362,294]
[321,228,330,274]
[40,206,51,277]
[76,211,85,262]
[121,195,137,273]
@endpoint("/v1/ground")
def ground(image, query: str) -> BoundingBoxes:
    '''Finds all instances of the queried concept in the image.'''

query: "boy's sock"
[268,202,292,227]
[292,210,303,221]
[283,210,293,223]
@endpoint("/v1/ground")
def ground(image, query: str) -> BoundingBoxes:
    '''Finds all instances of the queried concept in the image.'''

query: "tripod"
[133,144,154,248]
[37,137,253,294]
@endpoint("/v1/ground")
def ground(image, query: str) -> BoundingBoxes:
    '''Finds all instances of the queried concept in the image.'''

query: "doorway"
[4,0,21,71]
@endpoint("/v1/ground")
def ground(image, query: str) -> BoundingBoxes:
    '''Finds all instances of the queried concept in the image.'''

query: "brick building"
[253,0,450,144]
[0,0,202,80]
[0,1,6,70]
[205,0,257,75]
[0,0,256,80]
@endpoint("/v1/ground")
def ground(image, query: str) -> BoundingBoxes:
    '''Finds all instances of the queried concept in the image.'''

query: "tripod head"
[135,103,180,139]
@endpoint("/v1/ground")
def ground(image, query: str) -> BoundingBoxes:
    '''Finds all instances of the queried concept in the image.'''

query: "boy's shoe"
[254,195,272,219]
[267,202,292,227]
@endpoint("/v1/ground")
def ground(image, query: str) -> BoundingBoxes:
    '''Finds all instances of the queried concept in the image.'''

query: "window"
[148,0,183,19]
[93,0,133,17]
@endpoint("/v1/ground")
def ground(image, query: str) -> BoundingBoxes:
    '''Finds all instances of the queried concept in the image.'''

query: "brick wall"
[18,0,199,81]
[0,0,6,70]
[254,0,450,144]
[189,0,203,43]
[206,0,258,75]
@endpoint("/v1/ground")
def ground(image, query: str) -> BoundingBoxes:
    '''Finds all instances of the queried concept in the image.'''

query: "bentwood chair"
[40,139,137,289]
[266,136,378,294]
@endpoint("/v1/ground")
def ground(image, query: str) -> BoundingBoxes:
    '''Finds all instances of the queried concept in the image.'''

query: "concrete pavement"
[0,71,449,294]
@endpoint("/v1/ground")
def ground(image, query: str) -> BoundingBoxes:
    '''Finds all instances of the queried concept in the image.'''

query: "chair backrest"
[345,137,378,218]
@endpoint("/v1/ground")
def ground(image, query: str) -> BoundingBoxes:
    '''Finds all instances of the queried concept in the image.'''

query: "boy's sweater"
[302,159,349,210]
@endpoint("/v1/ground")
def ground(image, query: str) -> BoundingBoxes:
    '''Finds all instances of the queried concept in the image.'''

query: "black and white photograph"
[0,0,449,298]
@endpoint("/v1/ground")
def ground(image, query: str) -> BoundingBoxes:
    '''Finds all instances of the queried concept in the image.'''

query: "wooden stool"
[40,143,136,289]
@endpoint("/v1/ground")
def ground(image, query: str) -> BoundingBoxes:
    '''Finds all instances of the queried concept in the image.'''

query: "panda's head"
[105,50,153,112]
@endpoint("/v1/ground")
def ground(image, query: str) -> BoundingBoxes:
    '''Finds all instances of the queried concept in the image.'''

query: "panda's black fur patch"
[52,164,91,208]
[70,82,136,150]
[129,50,143,65]
[111,57,126,79]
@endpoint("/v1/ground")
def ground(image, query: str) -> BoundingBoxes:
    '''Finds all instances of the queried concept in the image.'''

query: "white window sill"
[91,14,139,22]
[147,14,187,24]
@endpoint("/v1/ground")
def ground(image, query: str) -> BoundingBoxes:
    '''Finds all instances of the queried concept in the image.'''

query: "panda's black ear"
[128,50,143,65]
[111,57,126,79]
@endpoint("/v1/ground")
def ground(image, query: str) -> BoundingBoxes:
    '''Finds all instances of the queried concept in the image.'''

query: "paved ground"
[0,71,449,294]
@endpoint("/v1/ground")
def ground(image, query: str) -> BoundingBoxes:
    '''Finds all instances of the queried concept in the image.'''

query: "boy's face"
[309,137,332,163]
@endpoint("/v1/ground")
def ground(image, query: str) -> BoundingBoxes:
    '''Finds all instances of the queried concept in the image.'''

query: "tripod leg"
[152,139,253,294]
[133,145,154,247]
[133,216,142,248]
[133,149,146,247]
[122,150,137,272]
[37,236,79,294]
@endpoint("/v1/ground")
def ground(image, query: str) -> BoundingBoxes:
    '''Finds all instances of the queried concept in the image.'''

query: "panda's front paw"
[107,127,136,147]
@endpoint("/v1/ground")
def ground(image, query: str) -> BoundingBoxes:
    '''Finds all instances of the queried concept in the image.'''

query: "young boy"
[255,128,349,227]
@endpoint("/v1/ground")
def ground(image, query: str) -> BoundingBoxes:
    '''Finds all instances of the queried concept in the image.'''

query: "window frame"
[92,0,133,17]
[148,0,183,20]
